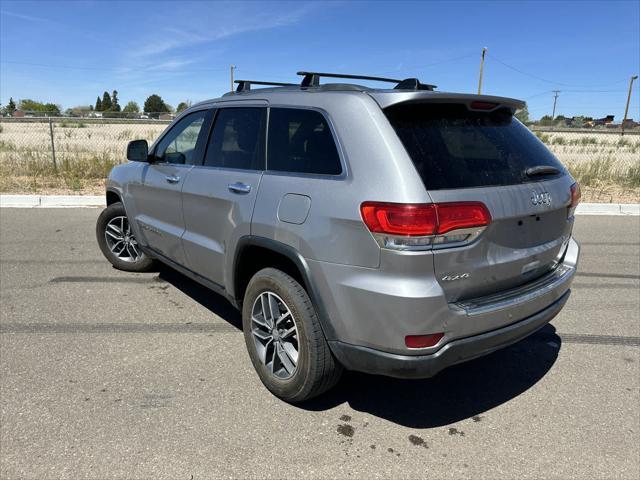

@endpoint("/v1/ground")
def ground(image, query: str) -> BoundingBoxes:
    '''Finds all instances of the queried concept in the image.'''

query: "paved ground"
[1,209,638,479]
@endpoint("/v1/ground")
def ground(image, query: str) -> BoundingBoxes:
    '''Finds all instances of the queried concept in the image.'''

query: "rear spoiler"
[368,91,526,113]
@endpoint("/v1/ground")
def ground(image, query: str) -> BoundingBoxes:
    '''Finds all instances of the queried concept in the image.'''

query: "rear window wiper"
[525,165,561,177]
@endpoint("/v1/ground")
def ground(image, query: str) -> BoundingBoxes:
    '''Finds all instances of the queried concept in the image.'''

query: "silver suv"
[97,71,580,402]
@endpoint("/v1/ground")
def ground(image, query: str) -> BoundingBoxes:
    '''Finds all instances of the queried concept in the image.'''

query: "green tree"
[515,105,529,124]
[6,97,17,115]
[111,90,121,112]
[176,101,191,113]
[123,101,140,113]
[95,96,102,111]
[18,99,61,115]
[101,91,112,111]
[122,101,140,118]
[554,115,568,126]
[538,115,554,126]
[43,103,61,115]
[18,99,43,111]
[143,94,169,117]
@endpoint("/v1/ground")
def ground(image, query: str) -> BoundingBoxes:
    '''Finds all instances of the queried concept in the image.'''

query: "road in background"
[1,210,638,479]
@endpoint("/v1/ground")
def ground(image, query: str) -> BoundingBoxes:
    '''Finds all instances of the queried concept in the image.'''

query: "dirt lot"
[0,120,638,202]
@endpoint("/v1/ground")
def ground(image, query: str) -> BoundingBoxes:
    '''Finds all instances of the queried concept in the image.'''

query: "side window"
[267,108,342,175]
[155,111,207,164]
[203,108,266,170]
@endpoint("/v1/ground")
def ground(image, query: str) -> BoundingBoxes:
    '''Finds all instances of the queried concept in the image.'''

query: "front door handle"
[228,182,252,194]
[165,175,180,184]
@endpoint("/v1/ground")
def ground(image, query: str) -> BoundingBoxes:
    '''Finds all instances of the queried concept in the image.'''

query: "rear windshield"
[385,103,566,190]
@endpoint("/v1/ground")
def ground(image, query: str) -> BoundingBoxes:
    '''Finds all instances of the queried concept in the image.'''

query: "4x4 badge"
[442,273,470,281]
[531,191,552,206]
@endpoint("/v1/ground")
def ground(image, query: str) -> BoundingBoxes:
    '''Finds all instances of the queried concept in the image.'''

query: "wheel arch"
[231,236,337,340]
[106,188,122,206]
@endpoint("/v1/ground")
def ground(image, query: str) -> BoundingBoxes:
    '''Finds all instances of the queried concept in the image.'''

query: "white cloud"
[128,2,318,58]
[144,58,197,71]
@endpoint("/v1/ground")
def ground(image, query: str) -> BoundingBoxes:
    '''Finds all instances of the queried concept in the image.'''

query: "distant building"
[12,110,25,118]
[594,115,615,126]
[159,113,175,121]
[583,115,614,128]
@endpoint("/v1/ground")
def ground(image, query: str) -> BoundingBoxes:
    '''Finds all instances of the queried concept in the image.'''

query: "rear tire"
[96,202,155,272]
[242,268,342,403]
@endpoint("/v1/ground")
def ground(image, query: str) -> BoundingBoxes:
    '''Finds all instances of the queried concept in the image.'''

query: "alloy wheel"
[250,291,299,379]
[104,216,142,263]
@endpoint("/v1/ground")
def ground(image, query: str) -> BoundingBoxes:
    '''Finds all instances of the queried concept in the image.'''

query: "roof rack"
[234,79,297,92]
[297,71,436,91]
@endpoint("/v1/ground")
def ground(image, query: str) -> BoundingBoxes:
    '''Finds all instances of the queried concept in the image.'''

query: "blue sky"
[1,0,638,120]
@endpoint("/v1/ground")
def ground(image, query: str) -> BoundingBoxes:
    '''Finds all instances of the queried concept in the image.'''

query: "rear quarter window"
[385,103,566,190]
[267,108,342,175]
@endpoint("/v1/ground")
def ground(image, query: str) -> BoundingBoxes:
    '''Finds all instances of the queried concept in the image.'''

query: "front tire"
[96,202,155,272]
[242,268,342,403]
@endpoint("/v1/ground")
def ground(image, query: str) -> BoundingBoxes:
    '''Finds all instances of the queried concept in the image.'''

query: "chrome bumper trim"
[455,264,575,316]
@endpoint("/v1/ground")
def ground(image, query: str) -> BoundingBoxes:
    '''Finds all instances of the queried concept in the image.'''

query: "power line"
[524,90,553,99]
[374,52,477,77]
[486,53,629,88]
[236,54,478,84]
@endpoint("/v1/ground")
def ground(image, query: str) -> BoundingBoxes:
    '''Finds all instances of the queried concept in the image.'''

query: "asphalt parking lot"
[1,208,638,479]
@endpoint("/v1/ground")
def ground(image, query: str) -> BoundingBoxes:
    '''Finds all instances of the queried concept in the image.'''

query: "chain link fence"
[0,113,171,192]
[529,126,640,194]
[0,113,639,198]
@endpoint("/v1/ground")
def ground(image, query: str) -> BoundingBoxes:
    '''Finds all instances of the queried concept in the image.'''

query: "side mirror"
[127,139,149,162]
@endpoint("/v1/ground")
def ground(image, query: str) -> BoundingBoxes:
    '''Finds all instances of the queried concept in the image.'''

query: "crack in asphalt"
[49,276,160,284]
[0,322,238,334]
[1,323,637,347]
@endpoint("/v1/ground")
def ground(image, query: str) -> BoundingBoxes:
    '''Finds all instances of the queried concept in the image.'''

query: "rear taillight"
[569,182,581,217]
[360,203,437,236]
[360,201,491,250]
[570,182,581,208]
[436,203,493,234]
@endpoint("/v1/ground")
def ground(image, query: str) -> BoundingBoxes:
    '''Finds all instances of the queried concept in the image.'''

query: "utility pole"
[621,74,638,136]
[552,90,560,119]
[230,65,236,92]
[477,47,487,95]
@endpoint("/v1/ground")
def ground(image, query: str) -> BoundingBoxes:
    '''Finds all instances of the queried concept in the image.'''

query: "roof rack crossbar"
[297,71,403,87]
[297,71,436,91]
[234,79,297,92]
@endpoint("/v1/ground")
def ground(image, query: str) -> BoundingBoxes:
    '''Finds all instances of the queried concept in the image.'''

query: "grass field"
[533,130,640,202]
[0,120,638,202]
[0,120,167,193]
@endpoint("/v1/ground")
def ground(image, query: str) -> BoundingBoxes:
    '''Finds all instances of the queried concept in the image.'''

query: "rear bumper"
[329,289,570,379]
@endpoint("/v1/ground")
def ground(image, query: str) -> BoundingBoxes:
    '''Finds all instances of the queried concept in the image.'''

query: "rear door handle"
[228,182,251,194]
[165,175,180,184]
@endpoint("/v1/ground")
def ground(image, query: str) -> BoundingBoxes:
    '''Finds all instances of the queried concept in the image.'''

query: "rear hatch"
[382,98,576,303]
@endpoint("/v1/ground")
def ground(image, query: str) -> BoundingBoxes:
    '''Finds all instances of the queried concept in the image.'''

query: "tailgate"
[429,179,573,302]
[383,100,577,302]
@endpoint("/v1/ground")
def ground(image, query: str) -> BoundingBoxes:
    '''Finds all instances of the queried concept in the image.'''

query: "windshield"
[385,103,566,190]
